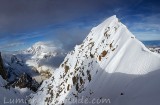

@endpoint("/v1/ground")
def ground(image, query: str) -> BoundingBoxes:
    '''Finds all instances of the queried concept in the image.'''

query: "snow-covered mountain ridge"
[29,15,160,105]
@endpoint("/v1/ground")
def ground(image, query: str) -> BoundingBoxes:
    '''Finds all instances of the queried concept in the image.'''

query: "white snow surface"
[29,15,160,105]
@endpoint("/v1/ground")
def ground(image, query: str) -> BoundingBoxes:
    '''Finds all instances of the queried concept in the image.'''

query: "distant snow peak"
[25,41,63,59]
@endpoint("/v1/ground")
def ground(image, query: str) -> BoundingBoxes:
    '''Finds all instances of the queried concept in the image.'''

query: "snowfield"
[29,15,160,105]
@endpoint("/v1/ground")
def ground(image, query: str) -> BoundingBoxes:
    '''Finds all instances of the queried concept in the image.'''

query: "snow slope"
[29,15,160,105]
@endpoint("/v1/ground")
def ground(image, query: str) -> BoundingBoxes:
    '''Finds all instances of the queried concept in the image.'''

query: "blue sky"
[0,0,159,51]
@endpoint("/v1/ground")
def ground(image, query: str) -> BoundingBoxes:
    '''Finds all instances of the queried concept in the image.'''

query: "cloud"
[34,41,64,52]
[133,32,160,41]
[130,22,160,32]
[0,42,25,51]
[132,14,160,30]
[0,0,159,51]
[46,23,92,52]
[0,0,143,33]
[123,14,160,40]
[0,0,119,51]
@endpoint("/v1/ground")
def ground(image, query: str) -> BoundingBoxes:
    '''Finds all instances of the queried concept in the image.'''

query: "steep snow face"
[29,15,160,105]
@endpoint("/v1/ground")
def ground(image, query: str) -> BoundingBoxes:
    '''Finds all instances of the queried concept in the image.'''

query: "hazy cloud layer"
[0,0,159,51]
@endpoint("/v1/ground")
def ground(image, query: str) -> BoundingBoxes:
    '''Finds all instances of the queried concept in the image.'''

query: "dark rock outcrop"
[11,73,40,92]
[0,52,7,80]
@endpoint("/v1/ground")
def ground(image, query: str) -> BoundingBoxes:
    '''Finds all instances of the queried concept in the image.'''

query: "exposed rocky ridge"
[11,73,40,92]
[148,47,160,54]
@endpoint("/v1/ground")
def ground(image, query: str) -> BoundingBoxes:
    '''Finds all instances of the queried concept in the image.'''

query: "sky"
[0,0,159,51]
